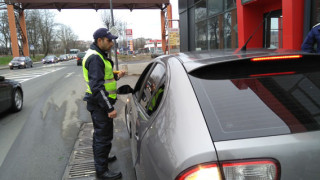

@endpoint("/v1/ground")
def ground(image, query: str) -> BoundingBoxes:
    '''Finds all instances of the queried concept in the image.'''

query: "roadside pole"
[109,0,119,70]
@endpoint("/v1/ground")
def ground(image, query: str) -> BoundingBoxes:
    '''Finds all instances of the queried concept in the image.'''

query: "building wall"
[179,0,238,52]
[179,0,315,52]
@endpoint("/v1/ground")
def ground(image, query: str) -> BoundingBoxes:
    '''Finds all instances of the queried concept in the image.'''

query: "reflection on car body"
[9,56,33,69]
[0,76,23,114]
[121,49,320,180]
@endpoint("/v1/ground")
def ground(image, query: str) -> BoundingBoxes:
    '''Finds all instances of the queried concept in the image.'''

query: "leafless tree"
[133,37,146,51]
[0,11,11,55]
[25,10,41,57]
[56,24,78,54]
[101,10,127,39]
[38,10,56,56]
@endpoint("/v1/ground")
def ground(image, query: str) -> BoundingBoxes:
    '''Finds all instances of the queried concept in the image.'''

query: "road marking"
[65,72,75,78]
[1,67,65,83]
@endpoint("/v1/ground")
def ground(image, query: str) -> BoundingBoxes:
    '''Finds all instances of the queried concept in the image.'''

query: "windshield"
[12,57,25,61]
[45,56,54,59]
[70,49,80,54]
[189,57,320,141]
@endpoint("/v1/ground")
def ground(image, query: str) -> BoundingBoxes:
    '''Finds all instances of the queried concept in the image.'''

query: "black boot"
[96,169,122,180]
[108,154,117,162]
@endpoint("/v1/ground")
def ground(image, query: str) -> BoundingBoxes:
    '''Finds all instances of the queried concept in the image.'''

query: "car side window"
[139,64,166,115]
[133,63,154,98]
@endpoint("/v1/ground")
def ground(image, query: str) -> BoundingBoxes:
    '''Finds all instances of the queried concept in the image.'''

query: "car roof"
[174,48,313,72]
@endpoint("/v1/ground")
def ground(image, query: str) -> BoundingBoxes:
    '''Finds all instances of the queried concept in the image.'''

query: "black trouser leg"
[89,108,114,175]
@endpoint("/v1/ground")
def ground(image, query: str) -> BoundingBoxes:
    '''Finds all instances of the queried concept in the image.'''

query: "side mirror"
[117,85,134,94]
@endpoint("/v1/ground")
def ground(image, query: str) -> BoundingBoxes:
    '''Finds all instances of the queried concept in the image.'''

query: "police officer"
[82,28,125,180]
[301,23,320,53]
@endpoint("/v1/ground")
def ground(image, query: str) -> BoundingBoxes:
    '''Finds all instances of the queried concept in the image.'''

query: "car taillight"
[223,160,278,180]
[251,55,302,62]
[176,160,279,180]
[176,163,222,180]
[77,57,80,60]
[250,71,296,77]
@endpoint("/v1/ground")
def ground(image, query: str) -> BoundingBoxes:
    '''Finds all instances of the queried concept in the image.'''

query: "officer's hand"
[108,110,117,118]
[118,70,126,78]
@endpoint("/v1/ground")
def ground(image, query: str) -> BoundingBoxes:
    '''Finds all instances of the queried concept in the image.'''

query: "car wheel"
[10,67,13,70]
[11,88,23,112]
[31,64,33,67]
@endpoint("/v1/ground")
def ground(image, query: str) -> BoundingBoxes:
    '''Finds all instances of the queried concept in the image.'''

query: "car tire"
[10,67,13,70]
[11,88,23,112]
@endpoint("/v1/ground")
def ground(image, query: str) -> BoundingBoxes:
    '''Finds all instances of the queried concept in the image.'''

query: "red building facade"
[179,0,320,52]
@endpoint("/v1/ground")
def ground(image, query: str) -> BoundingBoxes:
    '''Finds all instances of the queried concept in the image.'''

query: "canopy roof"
[4,0,169,10]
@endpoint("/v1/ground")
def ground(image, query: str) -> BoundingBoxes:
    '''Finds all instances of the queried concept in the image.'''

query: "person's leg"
[91,108,114,175]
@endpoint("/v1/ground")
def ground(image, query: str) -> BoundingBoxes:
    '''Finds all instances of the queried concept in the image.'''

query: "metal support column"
[161,9,166,54]
[110,0,119,70]
[161,3,172,54]
[19,10,29,57]
[7,5,19,57]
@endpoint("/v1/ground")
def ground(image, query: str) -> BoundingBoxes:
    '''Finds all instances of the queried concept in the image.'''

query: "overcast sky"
[54,0,179,41]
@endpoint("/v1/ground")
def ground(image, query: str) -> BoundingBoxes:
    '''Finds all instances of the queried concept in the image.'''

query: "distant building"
[144,40,163,53]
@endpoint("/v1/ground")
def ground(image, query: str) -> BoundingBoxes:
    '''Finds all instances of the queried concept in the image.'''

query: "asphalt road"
[0,60,137,180]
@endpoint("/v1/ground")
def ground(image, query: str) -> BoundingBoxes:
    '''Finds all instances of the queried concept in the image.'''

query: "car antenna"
[240,11,272,52]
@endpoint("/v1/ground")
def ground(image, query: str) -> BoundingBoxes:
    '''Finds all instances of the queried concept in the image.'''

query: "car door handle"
[134,133,139,141]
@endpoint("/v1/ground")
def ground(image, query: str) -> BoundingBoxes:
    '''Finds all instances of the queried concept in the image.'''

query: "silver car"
[118,49,320,180]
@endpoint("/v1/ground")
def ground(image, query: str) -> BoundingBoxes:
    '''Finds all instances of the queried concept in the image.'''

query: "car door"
[0,77,11,113]
[131,62,166,178]
[128,62,155,166]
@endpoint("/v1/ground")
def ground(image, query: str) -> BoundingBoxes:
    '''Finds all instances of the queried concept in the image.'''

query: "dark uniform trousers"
[87,101,115,174]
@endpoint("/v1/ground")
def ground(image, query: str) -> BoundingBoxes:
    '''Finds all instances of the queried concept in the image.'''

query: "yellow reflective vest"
[82,49,117,99]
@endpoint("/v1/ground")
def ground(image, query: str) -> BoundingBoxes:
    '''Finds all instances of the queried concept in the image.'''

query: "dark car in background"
[58,54,68,62]
[76,52,86,66]
[0,76,23,114]
[42,55,58,64]
[9,56,33,69]
[119,49,320,180]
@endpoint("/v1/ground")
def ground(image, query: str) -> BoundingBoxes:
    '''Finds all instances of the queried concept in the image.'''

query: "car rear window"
[77,52,86,58]
[189,55,320,141]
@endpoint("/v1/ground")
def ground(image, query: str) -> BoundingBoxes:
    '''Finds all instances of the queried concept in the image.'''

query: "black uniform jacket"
[83,43,119,112]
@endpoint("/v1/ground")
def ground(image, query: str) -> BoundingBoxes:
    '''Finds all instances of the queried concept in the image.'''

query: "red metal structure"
[4,0,171,58]
[237,0,304,50]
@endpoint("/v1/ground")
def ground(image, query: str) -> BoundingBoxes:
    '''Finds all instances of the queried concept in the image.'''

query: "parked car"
[58,54,68,62]
[8,56,33,69]
[118,49,320,180]
[42,55,58,64]
[151,49,165,58]
[76,52,86,66]
[0,76,23,114]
